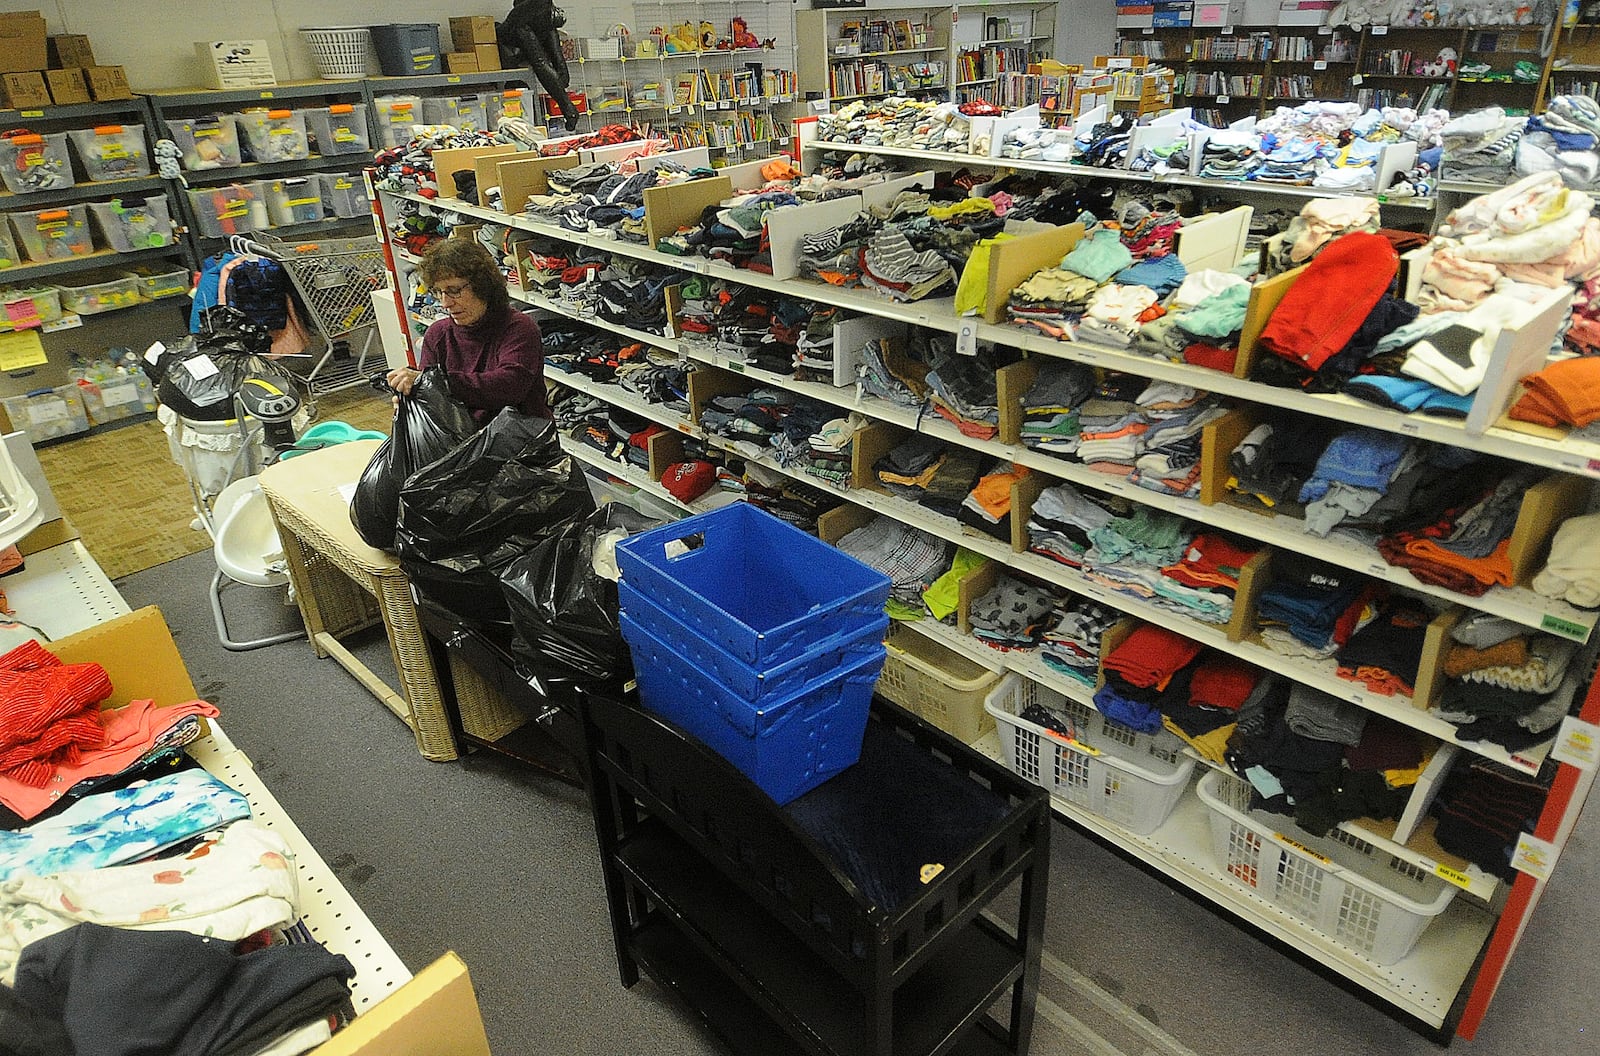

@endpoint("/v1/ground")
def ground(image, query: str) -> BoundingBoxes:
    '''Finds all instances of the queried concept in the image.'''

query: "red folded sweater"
[0,639,111,788]
[1259,232,1399,372]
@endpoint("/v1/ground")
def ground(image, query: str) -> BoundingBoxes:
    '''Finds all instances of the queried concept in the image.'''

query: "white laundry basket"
[1195,769,1458,965]
[302,27,373,79]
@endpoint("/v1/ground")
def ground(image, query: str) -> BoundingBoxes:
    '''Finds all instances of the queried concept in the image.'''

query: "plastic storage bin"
[231,110,311,163]
[620,609,884,805]
[877,627,1002,742]
[163,116,243,170]
[122,264,191,300]
[619,579,887,702]
[301,103,371,155]
[0,286,62,326]
[87,195,175,252]
[317,172,371,218]
[53,271,141,315]
[986,674,1194,836]
[421,96,490,131]
[262,177,325,226]
[484,89,537,129]
[9,205,94,262]
[371,23,442,76]
[186,183,264,239]
[1195,769,1457,964]
[67,125,151,181]
[372,95,423,149]
[77,371,156,424]
[0,132,73,194]
[1,386,89,444]
[615,503,892,669]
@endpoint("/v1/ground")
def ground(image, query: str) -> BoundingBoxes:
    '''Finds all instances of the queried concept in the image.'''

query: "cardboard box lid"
[49,606,199,709]
[309,953,490,1056]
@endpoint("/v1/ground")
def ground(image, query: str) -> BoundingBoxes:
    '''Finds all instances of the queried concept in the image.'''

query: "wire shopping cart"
[232,232,389,395]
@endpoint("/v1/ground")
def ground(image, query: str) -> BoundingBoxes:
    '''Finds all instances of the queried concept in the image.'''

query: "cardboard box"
[0,12,47,74]
[194,39,276,89]
[85,65,132,101]
[309,952,490,1056]
[472,43,501,71]
[47,33,94,69]
[449,15,498,49]
[445,51,479,73]
[44,67,89,105]
[1,71,50,109]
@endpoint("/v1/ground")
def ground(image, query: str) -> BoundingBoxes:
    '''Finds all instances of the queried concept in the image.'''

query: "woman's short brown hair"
[419,236,510,315]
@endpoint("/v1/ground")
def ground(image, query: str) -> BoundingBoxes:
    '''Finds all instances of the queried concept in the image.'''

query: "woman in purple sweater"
[385,238,550,424]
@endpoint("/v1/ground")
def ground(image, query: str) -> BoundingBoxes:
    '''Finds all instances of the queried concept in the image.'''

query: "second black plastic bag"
[395,408,595,627]
[499,503,664,686]
[349,367,476,551]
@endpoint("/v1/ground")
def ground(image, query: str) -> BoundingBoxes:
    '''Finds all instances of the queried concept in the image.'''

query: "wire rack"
[246,232,389,395]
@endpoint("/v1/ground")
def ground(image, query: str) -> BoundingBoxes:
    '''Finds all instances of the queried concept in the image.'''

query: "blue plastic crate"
[620,580,888,703]
[614,503,891,670]
[621,611,884,804]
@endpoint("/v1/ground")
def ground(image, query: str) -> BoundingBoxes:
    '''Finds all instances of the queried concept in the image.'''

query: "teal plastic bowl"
[279,420,387,459]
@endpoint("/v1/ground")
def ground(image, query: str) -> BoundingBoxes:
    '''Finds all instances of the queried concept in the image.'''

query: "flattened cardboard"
[497,154,580,214]
[310,952,490,1056]
[644,174,732,252]
[983,223,1084,324]
[430,144,516,200]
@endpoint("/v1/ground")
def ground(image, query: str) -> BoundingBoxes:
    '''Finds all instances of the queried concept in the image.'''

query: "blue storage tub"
[614,503,891,670]
[620,579,888,702]
[621,611,884,804]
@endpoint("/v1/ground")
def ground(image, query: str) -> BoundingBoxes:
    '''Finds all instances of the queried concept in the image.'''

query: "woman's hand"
[386,367,421,396]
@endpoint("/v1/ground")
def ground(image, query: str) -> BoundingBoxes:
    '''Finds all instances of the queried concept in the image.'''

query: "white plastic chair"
[209,475,305,651]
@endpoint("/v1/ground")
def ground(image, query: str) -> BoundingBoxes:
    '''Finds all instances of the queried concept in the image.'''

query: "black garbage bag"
[500,503,663,685]
[155,308,300,421]
[349,368,477,551]
[395,408,595,627]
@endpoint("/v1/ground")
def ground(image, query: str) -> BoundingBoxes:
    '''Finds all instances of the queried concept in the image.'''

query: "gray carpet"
[117,549,1600,1056]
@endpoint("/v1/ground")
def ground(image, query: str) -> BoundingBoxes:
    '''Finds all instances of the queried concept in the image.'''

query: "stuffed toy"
[153,139,187,187]
[731,17,759,50]
[663,22,698,53]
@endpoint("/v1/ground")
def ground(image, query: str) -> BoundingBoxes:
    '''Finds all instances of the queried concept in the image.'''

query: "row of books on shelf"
[652,112,786,149]
[1181,71,1264,95]
[1355,83,1449,110]
[1364,49,1427,75]
[829,60,945,97]
[1552,77,1600,98]
[1188,33,1272,60]
[1116,40,1169,59]
[835,18,929,53]
[955,44,1030,82]
[1269,75,1316,96]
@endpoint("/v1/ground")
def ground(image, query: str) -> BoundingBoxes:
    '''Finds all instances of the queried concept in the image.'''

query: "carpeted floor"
[114,549,1600,1056]
[37,385,394,580]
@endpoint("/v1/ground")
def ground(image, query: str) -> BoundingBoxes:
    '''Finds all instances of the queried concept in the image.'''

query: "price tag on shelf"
[1552,716,1600,770]
[1143,27,1155,35]
[258,90,274,99]
[39,315,81,334]
[1221,26,1235,34]
[1351,74,1364,85]
[1510,832,1558,882]
[1314,60,1328,70]
[19,110,43,118]
[1372,24,1389,34]
[669,105,683,114]
[810,98,830,114]
[1318,24,1333,34]
[1433,863,1474,891]
[956,321,978,356]
[1541,612,1588,640]
[447,74,463,83]
[1217,95,1230,104]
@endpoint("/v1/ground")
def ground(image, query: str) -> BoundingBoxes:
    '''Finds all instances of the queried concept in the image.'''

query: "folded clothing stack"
[1160,652,1269,766]
[926,349,1001,439]
[1436,630,1578,751]
[1376,465,1539,596]
[1256,553,1384,659]
[957,462,1029,542]
[1159,532,1262,626]
[1131,384,1227,497]
[1294,426,1417,537]
[1027,483,1120,569]
[1533,511,1600,609]
[768,402,856,489]
[1440,105,1526,183]
[1095,624,1204,734]
[1019,360,1095,454]
[1198,130,1263,181]
[1039,599,1119,685]
[837,514,950,610]
[858,335,932,409]
[875,434,946,500]
[1431,758,1550,880]
[967,575,1059,650]
[1334,598,1435,697]
[698,387,791,449]
[1510,357,1600,430]
[794,305,839,382]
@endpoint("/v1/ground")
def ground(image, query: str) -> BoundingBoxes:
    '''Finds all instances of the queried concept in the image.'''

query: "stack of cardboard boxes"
[445,16,503,74]
[0,12,131,110]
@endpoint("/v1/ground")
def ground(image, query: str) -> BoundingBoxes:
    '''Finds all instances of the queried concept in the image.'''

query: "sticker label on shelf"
[809,99,830,114]
[1510,832,1557,881]
[39,315,81,334]
[956,321,978,356]
[1319,24,1334,34]
[1433,863,1474,890]
[1314,60,1328,70]
[1217,95,1230,104]
[1540,613,1588,640]
[1371,24,1388,34]
[1221,26,1235,34]
[1551,716,1600,771]
[1351,74,1364,85]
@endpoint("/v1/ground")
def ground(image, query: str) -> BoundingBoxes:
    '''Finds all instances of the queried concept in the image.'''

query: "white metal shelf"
[967,729,1497,1029]
[546,366,699,437]
[513,286,679,355]
[387,189,1600,485]
[802,139,1436,209]
[383,188,1572,772]
[4,539,130,642]
[187,732,412,1014]
[558,433,710,515]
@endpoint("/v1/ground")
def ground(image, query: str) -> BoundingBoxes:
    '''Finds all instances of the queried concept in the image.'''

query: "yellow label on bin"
[101,145,129,159]
[1273,833,1332,865]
